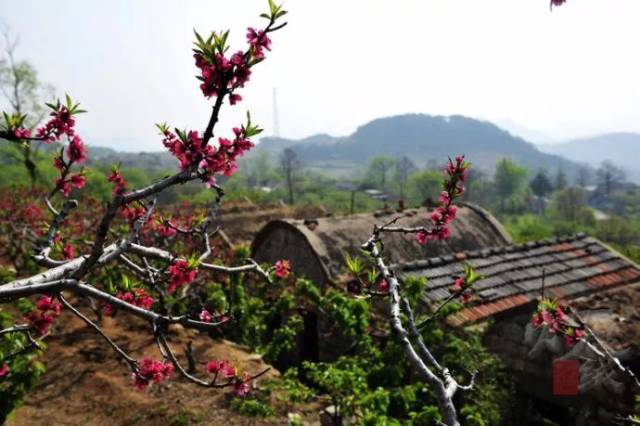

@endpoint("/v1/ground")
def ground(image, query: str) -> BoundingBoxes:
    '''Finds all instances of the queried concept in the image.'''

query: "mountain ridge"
[252,113,584,178]
[539,132,640,183]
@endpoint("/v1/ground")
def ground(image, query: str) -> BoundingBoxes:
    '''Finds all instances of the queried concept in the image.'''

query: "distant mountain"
[0,139,176,171]
[539,132,640,183]
[254,114,582,178]
[497,119,558,145]
[85,146,175,171]
[256,133,341,152]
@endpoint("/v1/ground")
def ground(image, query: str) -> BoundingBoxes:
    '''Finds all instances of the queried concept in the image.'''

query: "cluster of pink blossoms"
[121,205,145,224]
[193,24,272,100]
[55,173,86,197]
[108,169,127,196]
[531,303,584,348]
[36,106,76,142]
[450,277,472,303]
[153,222,178,238]
[246,27,272,59]
[133,358,174,390]
[199,309,229,324]
[206,359,251,397]
[195,50,251,100]
[274,259,291,278]
[103,288,155,316]
[162,127,254,187]
[26,296,62,336]
[36,103,88,197]
[12,127,31,139]
[416,156,468,245]
[168,259,198,293]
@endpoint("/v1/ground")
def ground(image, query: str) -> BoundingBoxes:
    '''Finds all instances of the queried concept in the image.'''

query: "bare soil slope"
[6,307,316,425]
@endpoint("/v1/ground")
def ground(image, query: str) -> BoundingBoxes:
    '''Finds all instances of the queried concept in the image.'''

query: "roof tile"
[398,234,640,324]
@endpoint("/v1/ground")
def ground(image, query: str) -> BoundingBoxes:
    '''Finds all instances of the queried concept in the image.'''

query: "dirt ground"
[5,306,321,426]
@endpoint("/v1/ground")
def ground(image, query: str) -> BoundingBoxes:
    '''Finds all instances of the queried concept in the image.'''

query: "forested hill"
[254,114,582,177]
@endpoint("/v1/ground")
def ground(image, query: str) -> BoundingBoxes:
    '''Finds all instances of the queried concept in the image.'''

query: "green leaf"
[463,264,482,286]
[194,29,205,47]
[122,274,131,291]
[268,0,279,16]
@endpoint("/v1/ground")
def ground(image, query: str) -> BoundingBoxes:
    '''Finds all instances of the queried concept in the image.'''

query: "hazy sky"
[2,0,639,151]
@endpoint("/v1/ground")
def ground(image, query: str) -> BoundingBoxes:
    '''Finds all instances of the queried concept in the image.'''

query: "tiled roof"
[395,233,640,326]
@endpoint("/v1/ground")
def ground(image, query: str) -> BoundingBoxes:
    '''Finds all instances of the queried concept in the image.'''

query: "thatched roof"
[251,202,512,284]
[215,199,329,244]
[394,233,640,326]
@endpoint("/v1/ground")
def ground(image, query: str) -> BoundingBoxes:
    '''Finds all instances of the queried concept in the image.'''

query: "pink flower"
[56,178,72,197]
[218,137,233,148]
[168,259,197,293]
[36,296,62,316]
[0,363,10,378]
[204,175,217,189]
[121,205,145,223]
[102,288,154,317]
[230,51,245,66]
[62,243,74,259]
[439,191,451,205]
[102,303,114,317]
[234,372,251,397]
[27,296,62,336]
[246,27,271,58]
[133,358,173,390]
[13,127,31,139]
[66,136,87,164]
[229,94,242,105]
[206,359,236,379]
[274,260,291,278]
[199,309,213,323]
[416,230,429,245]
[378,279,389,293]
[53,156,65,171]
[70,174,86,190]
[154,222,177,238]
[36,106,76,143]
[108,170,127,195]
[453,277,465,291]
[132,288,154,310]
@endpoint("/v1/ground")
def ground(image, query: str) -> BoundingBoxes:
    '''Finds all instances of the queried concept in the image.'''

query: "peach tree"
[0,1,288,419]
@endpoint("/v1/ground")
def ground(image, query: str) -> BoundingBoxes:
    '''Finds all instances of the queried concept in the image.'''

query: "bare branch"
[361,234,460,425]
[59,294,138,369]
[0,324,31,335]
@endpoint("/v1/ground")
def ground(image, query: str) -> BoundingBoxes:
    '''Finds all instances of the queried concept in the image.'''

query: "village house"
[250,206,640,423]
[250,203,512,364]
[395,233,640,424]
